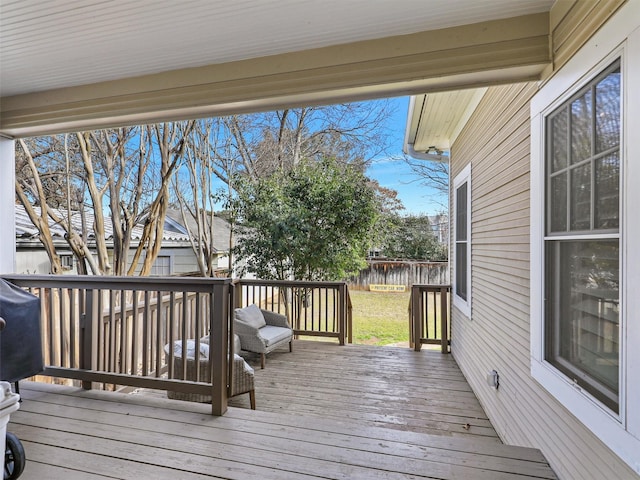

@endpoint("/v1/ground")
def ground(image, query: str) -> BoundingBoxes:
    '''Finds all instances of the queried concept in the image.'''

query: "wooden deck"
[230,341,498,440]
[8,342,557,479]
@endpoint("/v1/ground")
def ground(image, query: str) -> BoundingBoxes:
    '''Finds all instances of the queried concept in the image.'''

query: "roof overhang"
[0,0,553,138]
[403,87,488,161]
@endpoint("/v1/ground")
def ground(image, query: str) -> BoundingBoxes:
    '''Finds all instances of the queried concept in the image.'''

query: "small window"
[150,255,172,276]
[60,254,73,271]
[453,164,471,317]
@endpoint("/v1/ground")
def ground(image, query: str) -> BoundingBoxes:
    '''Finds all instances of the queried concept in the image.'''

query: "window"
[530,2,640,471]
[544,61,621,412]
[60,254,74,271]
[453,163,471,317]
[150,255,172,276]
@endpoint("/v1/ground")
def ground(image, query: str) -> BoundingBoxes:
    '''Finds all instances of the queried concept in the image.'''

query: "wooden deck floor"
[8,342,557,479]
[229,341,498,440]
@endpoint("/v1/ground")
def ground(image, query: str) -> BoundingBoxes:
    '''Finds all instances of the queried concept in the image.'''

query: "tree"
[173,119,230,276]
[403,154,449,209]
[128,121,195,276]
[232,158,379,282]
[223,103,394,181]
[381,214,447,261]
[15,122,194,276]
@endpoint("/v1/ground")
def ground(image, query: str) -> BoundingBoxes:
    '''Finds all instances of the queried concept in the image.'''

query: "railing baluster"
[168,291,175,378]
[119,289,126,374]
[96,290,104,372]
[142,291,150,377]
[132,291,139,377]
[181,291,188,380]
[155,290,163,378]
[70,288,76,368]
[47,288,55,365]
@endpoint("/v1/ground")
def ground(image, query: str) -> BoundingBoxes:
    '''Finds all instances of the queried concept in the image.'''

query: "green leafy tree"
[381,214,447,261]
[232,158,379,281]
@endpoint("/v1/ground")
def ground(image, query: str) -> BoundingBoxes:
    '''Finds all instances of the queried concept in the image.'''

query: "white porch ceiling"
[1,0,553,98]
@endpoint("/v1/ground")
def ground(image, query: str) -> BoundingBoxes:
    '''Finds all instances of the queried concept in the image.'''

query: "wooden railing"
[2,275,232,415]
[409,284,451,353]
[233,279,353,345]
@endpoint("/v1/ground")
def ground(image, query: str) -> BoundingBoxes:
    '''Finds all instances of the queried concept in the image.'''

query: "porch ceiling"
[0,0,554,137]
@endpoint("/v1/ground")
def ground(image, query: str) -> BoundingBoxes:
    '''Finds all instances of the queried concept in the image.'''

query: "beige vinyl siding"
[449,83,639,479]
[544,0,626,80]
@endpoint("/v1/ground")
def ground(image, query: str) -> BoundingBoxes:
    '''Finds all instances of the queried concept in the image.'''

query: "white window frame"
[530,2,640,473]
[453,163,471,318]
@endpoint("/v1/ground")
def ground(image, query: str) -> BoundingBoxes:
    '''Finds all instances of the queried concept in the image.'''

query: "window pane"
[455,242,467,301]
[545,240,619,412]
[595,67,620,154]
[550,109,568,172]
[570,164,591,230]
[456,182,467,241]
[549,172,567,233]
[570,89,593,164]
[595,153,620,229]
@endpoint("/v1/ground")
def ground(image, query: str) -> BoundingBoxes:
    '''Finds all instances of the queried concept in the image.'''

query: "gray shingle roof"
[15,204,191,242]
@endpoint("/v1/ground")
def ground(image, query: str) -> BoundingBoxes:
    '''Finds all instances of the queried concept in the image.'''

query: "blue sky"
[366,96,448,216]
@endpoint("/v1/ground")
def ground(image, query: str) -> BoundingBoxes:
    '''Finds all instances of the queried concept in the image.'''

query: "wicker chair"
[234,304,293,369]
[164,338,255,409]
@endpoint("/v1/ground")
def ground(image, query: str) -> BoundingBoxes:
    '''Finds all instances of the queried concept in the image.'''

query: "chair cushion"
[259,325,293,347]
[164,340,209,360]
[235,304,267,330]
[200,334,242,354]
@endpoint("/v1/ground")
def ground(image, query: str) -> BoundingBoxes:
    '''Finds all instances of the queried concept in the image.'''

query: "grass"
[349,290,411,346]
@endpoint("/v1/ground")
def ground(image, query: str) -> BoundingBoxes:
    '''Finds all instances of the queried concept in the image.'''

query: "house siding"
[546,0,626,79]
[449,81,638,480]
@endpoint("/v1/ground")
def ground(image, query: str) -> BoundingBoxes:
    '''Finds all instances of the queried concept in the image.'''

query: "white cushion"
[235,304,266,329]
[164,340,209,360]
[259,325,292,347]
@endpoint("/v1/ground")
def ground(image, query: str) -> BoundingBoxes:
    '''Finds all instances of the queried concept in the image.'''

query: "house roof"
[15,204,191,243]
[165,209,231,253]
[0,0,554,137]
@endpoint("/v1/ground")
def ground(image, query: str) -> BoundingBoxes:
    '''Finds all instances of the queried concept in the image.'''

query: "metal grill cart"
[0,279,43,480]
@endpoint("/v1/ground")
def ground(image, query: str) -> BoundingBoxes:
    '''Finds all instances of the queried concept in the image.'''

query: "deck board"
[8,342,557,479]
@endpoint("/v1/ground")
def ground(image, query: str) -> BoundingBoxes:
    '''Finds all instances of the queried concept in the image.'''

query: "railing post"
[440,286,449,354]
[346,289,353,344]
[80,289,98,390]
[338,283,346,346]
[412,286,422,352]
[232,279,243,309]
[210,282,229,416]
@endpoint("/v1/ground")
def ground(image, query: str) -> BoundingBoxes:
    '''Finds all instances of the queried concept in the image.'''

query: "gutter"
[402,95,449,163]
[404,142,448,162]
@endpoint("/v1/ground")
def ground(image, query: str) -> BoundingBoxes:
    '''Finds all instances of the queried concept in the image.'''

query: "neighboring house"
[404,2,639,479]
[165,208,232,274]
[15,204,199,276]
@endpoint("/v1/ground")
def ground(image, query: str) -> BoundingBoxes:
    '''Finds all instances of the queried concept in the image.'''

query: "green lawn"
[349,290,411,346]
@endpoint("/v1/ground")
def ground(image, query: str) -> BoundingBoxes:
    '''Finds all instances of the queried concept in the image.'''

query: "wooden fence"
[349,261,448,290]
